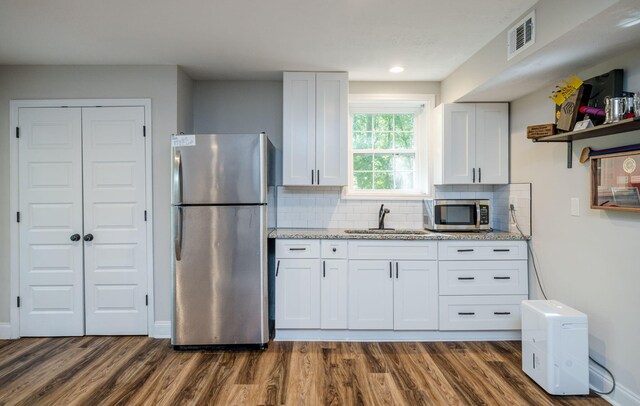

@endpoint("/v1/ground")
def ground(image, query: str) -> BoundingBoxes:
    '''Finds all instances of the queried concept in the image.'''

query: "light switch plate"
[571,198,580,216]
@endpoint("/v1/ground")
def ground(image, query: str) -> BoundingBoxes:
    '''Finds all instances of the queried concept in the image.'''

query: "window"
[346,95,432,198]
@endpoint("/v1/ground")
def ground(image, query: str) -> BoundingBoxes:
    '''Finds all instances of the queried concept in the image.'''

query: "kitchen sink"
[344,228,432,235]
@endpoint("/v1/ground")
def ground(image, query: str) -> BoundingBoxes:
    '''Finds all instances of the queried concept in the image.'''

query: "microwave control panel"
[480,205,489,224]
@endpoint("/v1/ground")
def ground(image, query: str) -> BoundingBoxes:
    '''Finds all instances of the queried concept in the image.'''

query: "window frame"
[343,94,434,200]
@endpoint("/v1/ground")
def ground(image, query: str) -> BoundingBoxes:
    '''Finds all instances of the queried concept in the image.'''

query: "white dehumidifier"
[521,300,589,395]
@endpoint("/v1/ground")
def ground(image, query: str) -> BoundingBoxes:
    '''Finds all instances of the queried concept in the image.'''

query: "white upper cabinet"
[475,104,509,184]
[283,72,348,186]
[434,103,509,185]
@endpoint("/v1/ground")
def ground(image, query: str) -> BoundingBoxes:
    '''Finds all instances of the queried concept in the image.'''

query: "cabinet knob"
[332,248,337,252]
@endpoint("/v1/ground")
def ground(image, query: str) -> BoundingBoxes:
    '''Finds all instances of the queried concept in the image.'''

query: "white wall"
[0,65,179,327]
[510,48,640,401]
[440,0,618,103]
[350,81,440,104]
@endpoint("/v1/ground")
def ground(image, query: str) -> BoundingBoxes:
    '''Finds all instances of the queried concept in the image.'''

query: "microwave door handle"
[475,202,481,229]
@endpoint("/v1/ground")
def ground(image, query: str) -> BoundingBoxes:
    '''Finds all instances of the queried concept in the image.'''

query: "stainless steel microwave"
[423,199,490,231]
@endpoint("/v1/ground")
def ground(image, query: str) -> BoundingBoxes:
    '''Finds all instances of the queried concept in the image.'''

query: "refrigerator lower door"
[172,205,268,346]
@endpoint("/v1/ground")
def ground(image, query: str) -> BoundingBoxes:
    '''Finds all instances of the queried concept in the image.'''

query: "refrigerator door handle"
[175,207,183,261]
[173,150,183,204]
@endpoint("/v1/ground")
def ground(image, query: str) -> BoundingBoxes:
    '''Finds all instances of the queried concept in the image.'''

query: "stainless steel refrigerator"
[171,133,275,348]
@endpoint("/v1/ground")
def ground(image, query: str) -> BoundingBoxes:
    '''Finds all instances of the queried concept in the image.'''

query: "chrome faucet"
[378,204,390,229]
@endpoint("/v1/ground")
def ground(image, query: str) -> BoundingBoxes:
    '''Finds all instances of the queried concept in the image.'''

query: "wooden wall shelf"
[533,117,640,168]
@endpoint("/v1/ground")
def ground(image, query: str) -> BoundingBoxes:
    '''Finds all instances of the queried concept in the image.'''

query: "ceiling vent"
[507,11,535,60]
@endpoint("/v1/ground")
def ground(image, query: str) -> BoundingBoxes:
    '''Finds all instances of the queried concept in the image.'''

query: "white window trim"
[343,94,435,200]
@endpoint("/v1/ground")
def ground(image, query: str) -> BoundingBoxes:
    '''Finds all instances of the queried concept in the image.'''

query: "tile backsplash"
[276,187,423,229]
[276,184,532,235]
[493,183,532,236]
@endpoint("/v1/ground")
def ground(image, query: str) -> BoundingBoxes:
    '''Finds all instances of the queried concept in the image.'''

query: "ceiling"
[0,0,537,81]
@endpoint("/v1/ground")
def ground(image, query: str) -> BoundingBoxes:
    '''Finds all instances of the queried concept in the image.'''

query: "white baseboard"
[152,321,171,339]
[0,323,12,339]
[275,329,521,342]
[590,364,640,406]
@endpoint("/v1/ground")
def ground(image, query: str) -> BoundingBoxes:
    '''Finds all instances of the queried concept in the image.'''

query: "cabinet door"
[443,104,476,184]
[321,259,348,329]
[393,261,438,330]
[316,73,348,186]
[475,103,509,184]
[348,260,394,330]
[283,72,316,185]
[275,258,320,329]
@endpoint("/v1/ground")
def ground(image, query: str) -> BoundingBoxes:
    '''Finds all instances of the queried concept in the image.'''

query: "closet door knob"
[83,233,94,242]
[70,233,81,242]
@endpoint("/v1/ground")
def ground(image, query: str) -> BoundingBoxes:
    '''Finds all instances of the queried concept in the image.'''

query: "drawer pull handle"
[494,312,511,315]
[458,312,475,316]
[494,276,511,280]
[493,249,510,252]
[323,261,326,278]
[276,260,280,277]
[332,248,337,252]
[457,249,474,252]
[289,248,306,251]
[458,277,475,280]
[389,262,392,278]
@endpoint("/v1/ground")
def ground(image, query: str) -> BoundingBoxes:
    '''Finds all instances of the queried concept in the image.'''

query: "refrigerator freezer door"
[172,205,268,346]
[172,133,267,205]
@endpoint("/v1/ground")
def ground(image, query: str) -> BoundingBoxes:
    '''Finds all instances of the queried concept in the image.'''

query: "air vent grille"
[508,11,535,60]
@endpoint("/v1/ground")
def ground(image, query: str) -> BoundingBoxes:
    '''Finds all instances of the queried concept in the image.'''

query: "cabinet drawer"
[276,239,320,258]
[439,295,527,331]
[348,240,437,260]
[439,261,528,295]
[438,241,527,261]
[321,240,348,259]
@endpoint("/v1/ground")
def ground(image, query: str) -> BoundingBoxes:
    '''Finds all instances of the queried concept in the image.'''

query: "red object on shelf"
[624,112,635,119]
[579,106,606,117]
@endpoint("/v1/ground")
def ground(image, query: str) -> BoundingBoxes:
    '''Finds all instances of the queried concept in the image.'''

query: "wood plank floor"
[0,337,607,406]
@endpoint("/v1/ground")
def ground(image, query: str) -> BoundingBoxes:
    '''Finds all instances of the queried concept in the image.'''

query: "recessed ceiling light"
[389,66,405,73]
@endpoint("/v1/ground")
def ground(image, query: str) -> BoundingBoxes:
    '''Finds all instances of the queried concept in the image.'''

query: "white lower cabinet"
[438,241,528,331]
[439,295,527,331]
[347,241,438,331]
[348,260,394,330]
[348,260,438,330]
[275,239,528,337]
[394,261,439,330]
[321,259,348,329]
[276,240,348,330]
[275,258,321,329]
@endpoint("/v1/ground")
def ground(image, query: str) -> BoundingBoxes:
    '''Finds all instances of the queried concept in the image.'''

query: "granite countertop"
[269,228,528,241]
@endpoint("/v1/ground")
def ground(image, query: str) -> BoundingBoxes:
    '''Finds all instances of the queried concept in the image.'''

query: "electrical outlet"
[571,198,580,216]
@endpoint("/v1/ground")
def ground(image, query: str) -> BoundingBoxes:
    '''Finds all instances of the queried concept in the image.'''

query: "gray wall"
[192,80,442,186]
[193,80,284,183]
[0,65,179,326]
[177,67,194,134]
[510,48,640,399]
